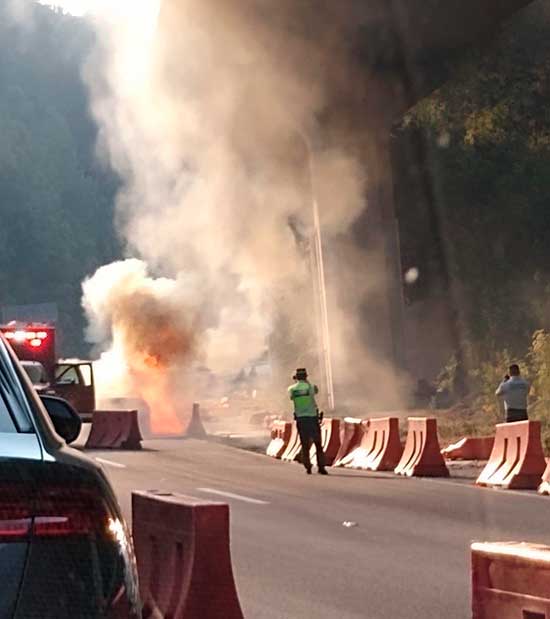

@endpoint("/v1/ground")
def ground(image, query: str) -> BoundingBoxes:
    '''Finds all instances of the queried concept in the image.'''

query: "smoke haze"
[81,0,405,423]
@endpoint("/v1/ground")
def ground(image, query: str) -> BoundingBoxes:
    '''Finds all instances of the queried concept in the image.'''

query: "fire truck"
[0,322,95,422]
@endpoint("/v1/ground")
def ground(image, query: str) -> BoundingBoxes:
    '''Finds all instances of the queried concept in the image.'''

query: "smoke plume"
[81,0,405,426]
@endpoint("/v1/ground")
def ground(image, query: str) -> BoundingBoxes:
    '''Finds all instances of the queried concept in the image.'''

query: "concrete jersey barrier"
[85,410,143,450]
[132,490,244,619]
[346,417,403,471]
[266,421,292,459]
[441,436,494,461]
[476,420,546,489]
[394,417,449,477]
[310,418,341,467]
[472,541,550,618]
[280,422,302,462]
[337,420,371,468]
[186,402,207,438]
[538,459,550,495]
[332,418,365,467]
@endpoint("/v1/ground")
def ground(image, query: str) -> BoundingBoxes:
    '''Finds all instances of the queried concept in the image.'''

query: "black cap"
[293,368,308,380]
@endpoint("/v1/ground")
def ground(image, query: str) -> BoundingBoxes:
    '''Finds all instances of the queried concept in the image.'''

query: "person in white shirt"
[495,364,529,422]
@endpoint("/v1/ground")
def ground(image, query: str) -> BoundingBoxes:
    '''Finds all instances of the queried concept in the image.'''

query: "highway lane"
[86,438,550,619]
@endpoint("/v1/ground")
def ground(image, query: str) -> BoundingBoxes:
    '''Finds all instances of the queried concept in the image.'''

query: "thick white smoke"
[80,0,408,424]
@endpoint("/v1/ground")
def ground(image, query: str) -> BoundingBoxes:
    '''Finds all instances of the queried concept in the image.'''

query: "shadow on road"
[322,471,409,480]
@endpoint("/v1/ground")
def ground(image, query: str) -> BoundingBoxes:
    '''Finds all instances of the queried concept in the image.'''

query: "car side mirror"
[40,395,82,444]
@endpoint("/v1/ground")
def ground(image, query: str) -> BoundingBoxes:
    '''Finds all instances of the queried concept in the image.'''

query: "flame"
[133,367,186,435]
[144,354,162,370]
[83,260,201,436]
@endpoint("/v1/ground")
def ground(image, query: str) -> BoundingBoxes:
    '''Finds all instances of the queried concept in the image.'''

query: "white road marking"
[196,487,269,505]
[95,457,127,469]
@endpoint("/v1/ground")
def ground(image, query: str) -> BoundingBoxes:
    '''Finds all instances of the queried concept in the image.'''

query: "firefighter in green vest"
[288,368,328,475]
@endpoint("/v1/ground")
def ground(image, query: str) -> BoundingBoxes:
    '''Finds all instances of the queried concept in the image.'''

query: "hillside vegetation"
[399,1,550,446]
[0,1,120,354]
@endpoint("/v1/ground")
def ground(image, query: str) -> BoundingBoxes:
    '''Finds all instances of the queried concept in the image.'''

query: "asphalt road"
[83,437,550,619]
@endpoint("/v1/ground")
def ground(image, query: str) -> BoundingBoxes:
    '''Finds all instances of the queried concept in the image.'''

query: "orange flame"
[133,366,186,435]
[143,354,162,370]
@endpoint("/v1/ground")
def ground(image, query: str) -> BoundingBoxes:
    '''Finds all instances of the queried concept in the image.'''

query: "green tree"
[397,0,550,369]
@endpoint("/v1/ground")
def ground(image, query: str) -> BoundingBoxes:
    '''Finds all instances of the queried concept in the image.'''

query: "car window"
[0,390,17,432]
[79,364,93,387]
[0,340,34,433]
[55,366,81,385]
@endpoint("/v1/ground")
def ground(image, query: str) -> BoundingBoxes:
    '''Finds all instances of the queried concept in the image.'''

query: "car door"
[52,363,95,421]
[0,344,43,619]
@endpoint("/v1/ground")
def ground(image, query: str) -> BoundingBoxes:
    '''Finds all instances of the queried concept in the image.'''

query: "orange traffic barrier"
[442,436,495,461]
[263,414,281,429]
[266,421,292,459]
[85,410,143,449]
[476,420,546,489]
[538,460,550,495]
[133,491,244,619]
[311,418,341,466]
[472,541,550,618]
[346,417,403,471]
[186,402,207,438]
[394,417,449,477]
[332,418,365,467]
[281,422,302,462]
[336,420,370,467]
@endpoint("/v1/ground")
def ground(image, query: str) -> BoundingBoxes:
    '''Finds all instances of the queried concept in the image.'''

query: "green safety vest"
[288,381,318,418]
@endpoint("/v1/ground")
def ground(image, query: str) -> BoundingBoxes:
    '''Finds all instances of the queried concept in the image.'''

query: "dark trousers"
[506,408,528,423]
[296,417,326,471]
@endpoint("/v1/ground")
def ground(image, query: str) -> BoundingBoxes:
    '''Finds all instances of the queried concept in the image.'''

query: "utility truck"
[0,322,95,421]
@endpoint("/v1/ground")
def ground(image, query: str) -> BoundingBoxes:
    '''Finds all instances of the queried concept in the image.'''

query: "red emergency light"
[4,330,49,347]
[0,324,56,379]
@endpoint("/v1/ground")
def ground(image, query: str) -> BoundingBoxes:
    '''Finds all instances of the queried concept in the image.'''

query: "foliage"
[446,330,550,453]
[408,2,550,151]
[0,1,121,354]
[528,330,550,402]
[398,1,550,366]
[435,354,458,394]
[526,330,550,451]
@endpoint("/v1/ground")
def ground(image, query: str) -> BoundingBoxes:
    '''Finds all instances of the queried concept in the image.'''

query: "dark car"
[0,334,141,618]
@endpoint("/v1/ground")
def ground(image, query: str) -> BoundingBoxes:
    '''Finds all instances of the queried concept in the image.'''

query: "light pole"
[296,129,335,411]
